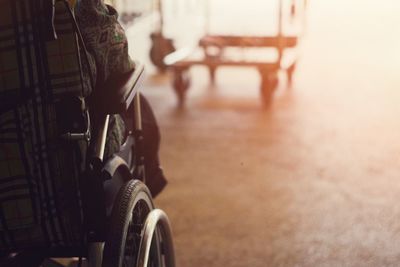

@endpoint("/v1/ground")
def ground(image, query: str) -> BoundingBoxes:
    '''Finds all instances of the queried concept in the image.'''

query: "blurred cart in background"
[164,0,307,106]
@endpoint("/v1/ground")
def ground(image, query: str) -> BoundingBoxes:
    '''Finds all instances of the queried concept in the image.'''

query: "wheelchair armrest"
[92,62,145,114]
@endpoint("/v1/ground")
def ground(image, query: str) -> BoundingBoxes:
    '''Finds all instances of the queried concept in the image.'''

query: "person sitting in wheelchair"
[75,0,167,197]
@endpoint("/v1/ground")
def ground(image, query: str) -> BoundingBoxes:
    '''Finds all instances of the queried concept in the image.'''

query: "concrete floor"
[138,0,400,266]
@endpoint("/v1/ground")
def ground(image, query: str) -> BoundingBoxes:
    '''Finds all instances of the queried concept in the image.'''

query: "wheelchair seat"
[0,1,174,266]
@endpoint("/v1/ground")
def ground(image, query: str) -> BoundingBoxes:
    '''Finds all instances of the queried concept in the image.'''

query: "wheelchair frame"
[84,67,176,267]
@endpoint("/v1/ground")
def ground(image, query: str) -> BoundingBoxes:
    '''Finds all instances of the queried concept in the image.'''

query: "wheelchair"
[0,0,175,266]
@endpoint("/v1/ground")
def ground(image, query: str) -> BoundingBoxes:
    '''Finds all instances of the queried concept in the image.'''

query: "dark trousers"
[132,95,167,197]
[106,94,168,197]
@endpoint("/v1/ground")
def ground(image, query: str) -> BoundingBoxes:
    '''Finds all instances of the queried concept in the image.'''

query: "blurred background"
[110,0,400,266]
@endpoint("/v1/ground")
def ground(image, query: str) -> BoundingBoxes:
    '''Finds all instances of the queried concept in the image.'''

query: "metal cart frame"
[164,0,307,106]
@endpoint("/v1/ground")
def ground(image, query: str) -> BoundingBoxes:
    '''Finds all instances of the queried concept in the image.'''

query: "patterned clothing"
[75,0,134,85]
[75,0,134,157]
[74,0,167,196]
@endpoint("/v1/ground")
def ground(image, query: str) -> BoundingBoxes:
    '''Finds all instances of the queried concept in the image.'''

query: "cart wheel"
[208,66,217,83]
[287,63,296,86]
[260,73,278,106]
[173,70,190,107]
[149,32,175,72]
[103,180,161,267]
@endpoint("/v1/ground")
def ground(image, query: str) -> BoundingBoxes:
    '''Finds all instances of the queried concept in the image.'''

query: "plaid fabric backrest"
[0,0,89,251]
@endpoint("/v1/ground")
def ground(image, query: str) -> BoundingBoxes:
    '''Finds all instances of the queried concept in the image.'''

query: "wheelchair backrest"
[0,0,89,252]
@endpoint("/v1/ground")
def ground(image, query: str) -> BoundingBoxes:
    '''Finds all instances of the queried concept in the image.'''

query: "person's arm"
[76,0,134,86]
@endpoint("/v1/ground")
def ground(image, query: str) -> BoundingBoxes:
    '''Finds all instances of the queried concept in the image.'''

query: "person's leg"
[139,95,167,197]
[124,95,167,197]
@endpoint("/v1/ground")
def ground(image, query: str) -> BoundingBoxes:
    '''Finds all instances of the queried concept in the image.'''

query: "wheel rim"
[136,209,175,267]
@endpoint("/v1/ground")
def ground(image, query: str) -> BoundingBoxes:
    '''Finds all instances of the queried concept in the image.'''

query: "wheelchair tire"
[136,209,176,267]
[102,180,160,267]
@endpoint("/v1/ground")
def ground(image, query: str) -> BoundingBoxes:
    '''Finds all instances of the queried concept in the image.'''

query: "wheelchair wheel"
[103,180,161,267]
[136,209,175,267]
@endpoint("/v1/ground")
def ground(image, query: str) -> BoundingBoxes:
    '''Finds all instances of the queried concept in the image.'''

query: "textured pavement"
[137,1,400,266]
